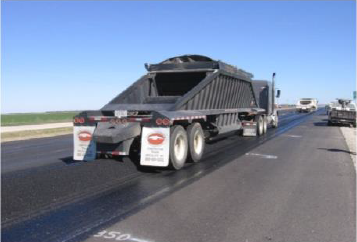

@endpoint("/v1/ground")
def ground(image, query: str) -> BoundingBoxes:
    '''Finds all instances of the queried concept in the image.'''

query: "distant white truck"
[296,98,318,113]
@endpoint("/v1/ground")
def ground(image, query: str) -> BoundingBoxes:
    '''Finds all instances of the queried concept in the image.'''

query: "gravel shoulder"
[340,127,356,168]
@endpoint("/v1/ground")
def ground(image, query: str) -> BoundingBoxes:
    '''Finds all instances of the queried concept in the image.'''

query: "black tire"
[187,123,205,163]
[327,120,333,126]
[257,116,264,136]
[263,116,268,134]
[271,113,278,128]
[169,125,188,170]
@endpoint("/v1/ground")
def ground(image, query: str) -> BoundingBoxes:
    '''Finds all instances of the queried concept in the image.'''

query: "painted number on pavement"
[93,230,131,241]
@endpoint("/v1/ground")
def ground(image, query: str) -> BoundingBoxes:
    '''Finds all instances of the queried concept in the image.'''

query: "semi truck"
[73,55,280,170]
[296,98,318,113]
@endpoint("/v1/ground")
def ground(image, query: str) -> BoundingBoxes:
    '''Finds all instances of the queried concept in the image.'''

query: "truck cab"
[296,98,318,113]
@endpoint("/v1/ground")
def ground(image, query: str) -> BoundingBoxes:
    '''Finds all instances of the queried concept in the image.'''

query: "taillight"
[156,118,163,125]
[162,118,170,126]
[74,117,85,123]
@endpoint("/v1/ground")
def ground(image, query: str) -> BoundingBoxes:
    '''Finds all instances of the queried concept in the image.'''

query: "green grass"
[1,112,79,126]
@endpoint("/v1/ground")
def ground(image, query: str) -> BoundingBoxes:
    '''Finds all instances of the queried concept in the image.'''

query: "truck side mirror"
[276,90,281,98]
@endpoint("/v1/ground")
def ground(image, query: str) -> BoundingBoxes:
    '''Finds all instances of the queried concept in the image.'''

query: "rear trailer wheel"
[257,116,264,136]
[263,116,268,134]
[187,123,205,163]
[169,125,188,170]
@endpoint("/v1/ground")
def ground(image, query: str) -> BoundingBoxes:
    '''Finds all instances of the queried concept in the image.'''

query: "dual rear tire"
[257,116,268,136]
[169,123,205,170]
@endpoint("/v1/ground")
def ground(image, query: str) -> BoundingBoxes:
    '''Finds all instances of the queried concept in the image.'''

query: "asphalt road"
[1,110,355,242]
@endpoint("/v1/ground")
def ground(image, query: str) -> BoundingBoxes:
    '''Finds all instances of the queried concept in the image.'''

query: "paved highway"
[1,110,355,242]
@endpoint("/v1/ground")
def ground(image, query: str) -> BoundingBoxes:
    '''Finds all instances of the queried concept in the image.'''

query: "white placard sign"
[115,110,127,118]
[140,127,170,167]
[73,126,96,161]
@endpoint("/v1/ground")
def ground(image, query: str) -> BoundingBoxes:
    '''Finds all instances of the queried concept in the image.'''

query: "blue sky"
[2,1,356,113]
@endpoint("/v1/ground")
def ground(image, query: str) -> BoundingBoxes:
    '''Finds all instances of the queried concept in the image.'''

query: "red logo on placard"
[148,133,165,145]
[78,131,92,141]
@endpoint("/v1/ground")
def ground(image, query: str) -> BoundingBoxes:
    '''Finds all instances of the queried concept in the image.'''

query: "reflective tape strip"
[128,118,151,122]
[97,151,127,156]
[88,116,110,121]
[242,122,257,126]
[172,115,206,121]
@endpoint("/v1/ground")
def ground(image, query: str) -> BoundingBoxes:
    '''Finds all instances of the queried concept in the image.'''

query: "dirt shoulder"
[1,122,72,133]
[340,127,356,168]
[1,127,73,143]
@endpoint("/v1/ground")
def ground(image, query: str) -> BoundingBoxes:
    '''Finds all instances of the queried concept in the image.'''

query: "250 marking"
[93,230,131,241]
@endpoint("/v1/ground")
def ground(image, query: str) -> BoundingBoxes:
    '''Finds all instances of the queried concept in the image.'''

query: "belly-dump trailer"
[73,55,280,170]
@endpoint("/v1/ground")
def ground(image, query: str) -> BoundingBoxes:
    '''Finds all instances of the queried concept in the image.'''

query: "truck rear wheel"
[187,123,205,163]
[169,125,188,170]
[257,116,264,136]
[263,116,268,134]
[272,115,278,128]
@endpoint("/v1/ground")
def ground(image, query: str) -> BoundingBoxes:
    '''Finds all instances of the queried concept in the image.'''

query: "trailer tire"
[257,116,264,136]
[263,116,268,134]
[187,123,205,163]
[169,125,188,170]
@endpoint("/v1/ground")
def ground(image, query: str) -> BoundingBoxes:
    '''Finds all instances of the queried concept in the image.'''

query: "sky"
[2,1,356,113]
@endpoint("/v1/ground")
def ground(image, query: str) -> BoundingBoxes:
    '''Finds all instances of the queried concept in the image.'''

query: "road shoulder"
[1,123,73,142]
[340,127,356,168]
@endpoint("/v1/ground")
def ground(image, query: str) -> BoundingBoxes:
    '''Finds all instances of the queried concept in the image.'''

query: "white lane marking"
[131,238,154,242]
[282,134,302,138]
[245,153,278,159]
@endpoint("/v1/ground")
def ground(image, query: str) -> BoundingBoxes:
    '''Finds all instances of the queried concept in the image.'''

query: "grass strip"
[1,112,78,126]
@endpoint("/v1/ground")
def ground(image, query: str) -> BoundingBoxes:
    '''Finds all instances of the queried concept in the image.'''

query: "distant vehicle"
[296,98,318,113]
[326,102,335,115]
[328,99,356,127]
[72,55,280,170]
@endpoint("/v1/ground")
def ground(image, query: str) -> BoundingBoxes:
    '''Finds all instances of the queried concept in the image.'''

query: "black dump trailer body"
[73,55,278,169]
[102,55,258,112]
[252,80,274,116]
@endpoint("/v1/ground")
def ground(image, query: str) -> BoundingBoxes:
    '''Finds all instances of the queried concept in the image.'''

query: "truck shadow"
[318,148,356,155]
[60,156,83,165]
[314,121,327,126]
[59,155,166,173]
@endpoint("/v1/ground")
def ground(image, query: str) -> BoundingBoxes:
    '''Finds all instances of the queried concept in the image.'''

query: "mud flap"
[140,127,170,167]
[242,124,257,137]
[73,126,96,161]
